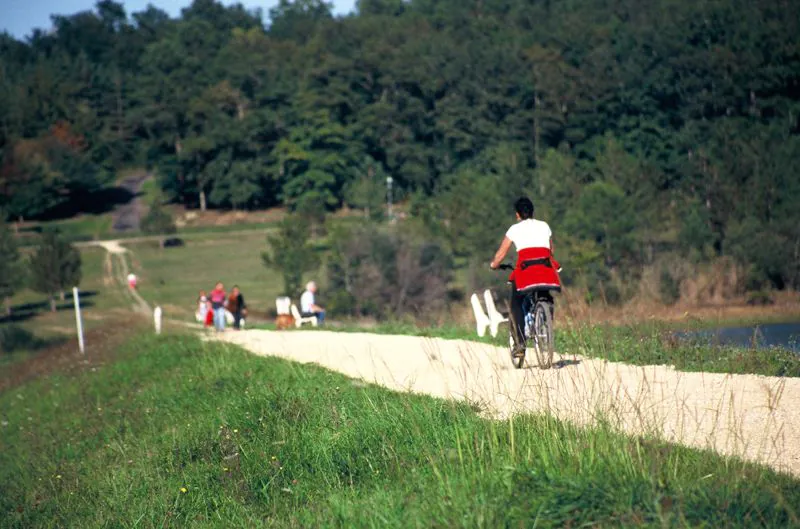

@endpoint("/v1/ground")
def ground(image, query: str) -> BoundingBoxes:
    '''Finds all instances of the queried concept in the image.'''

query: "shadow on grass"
[0,325,66,354]
[2,292,98,324]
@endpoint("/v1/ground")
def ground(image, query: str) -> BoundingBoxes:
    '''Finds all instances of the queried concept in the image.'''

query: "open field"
[2,332,799,527]
[127,230,314,320]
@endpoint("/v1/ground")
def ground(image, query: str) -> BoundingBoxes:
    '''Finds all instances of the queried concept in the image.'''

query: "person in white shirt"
[300,281,326,325]
[127,272,137,290]
[490,197,559,355]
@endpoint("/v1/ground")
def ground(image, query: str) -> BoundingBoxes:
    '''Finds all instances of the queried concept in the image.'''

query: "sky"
[1,0,357,39]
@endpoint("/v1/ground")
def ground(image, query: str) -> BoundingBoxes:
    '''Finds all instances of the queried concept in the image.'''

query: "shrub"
[326,222,453,319]
[140,201,177,248]
[262,215,317,298]
[659,267,682,305]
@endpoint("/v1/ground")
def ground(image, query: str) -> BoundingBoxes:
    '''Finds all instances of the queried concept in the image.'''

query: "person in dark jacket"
[226,285,247,330]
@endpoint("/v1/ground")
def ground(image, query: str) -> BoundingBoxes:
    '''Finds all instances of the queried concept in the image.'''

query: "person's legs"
[233,311,241,330]
[508,285,525,352]
[214,307,226,331]
[315,310,325,325]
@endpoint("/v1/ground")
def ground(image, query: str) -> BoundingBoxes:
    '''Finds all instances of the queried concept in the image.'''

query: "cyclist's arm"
[490,237,513,269]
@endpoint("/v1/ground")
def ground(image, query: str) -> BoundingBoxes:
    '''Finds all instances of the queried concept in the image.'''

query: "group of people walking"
[197,282,247,332]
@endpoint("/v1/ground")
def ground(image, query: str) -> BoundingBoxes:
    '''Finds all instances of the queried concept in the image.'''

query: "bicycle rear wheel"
[532,301,554,369]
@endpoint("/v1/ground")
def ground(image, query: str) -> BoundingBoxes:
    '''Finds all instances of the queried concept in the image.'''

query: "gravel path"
[95,240,151,315]
[217,329,800,477]
[112,174,149,232]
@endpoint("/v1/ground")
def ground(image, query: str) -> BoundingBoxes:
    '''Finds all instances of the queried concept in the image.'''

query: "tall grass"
[1,333,797,527]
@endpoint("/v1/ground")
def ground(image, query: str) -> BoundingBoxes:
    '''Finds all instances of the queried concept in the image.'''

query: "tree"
[262,215,317,297]
[325,222,453,318]
[140,200,177,248]
[0,219,24,315]
[29,231,81,312]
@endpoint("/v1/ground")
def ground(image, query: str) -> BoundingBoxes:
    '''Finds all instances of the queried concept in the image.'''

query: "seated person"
[300,281,325,325]
[490,197,561,355]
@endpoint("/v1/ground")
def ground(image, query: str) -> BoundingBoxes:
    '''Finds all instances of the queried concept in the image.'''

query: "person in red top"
[490,197,561,354]
[209,282,227,332]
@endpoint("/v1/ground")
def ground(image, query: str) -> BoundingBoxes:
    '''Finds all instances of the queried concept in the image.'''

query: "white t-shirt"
[505,219,552,250]
[300,290,315,313]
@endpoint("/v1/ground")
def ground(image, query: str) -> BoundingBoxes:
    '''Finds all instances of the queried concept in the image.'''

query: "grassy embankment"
[1,332,799,527]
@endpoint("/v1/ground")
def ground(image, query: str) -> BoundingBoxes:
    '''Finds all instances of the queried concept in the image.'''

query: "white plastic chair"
[291,304,318,328]
[275,296,291,315]
[470,293,490,338]
[483,289,508,338]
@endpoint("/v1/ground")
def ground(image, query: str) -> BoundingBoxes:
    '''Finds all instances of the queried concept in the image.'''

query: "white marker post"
[73,287,85,354]
[154,306,162,335]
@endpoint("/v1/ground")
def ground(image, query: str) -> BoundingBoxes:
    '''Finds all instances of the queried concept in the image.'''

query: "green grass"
[16,214,115,245]
[559,322,800,377]
[1,333,798,527]
[3,247,128,338]
[130,231,320,320]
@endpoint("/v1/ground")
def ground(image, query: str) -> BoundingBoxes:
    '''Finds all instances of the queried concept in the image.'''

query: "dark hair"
[514,197,534,220]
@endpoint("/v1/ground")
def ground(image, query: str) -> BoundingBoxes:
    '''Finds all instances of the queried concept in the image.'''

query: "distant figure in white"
[300,281,326,325]
[127,272,137,290]
[154,306,162,334]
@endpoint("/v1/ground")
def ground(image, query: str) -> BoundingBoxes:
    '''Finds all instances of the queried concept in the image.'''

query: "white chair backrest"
[470,293,490,338]
[276,296,291,315]
[483,289,508,338]
[484,290,504,320]
[290,303,302,320]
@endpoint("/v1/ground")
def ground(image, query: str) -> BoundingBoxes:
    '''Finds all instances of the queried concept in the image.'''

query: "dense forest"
[1,0,799,304]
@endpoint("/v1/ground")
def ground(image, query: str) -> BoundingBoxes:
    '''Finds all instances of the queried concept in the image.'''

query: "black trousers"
[508,285,526,349]
[508,285,554,349]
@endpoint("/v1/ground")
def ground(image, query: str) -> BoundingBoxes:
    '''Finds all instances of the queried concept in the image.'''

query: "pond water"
[677,322,800,352]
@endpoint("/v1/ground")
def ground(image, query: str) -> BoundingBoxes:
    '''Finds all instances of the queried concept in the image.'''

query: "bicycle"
[496,263,556,369]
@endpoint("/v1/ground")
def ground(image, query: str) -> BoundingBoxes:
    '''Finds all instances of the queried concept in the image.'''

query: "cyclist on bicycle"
[490,197,561,356]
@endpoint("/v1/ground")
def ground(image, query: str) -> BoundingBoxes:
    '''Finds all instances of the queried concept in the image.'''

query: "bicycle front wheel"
[532,301,554,369]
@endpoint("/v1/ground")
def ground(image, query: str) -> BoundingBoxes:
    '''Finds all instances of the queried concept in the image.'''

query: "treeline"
[2,0,799,300]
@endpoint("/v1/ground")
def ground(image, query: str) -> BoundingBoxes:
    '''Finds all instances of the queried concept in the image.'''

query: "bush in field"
[659,267,682,305]
[29,231,81,311]
[262,215,317,298]
[326,222,453,319]
[141,201,177,248]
